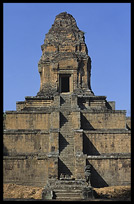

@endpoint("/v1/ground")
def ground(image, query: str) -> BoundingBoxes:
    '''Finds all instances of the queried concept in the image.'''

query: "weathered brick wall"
[84,131,131,154]
[72,111,81,129]
[49,131,59,153]
[50,111,60,129]
[75,154,86,180]
[16,99,53,111]
[4,112,50,130]
[3,156,48,187]
[81,111,126,129]
[87,157,131,187]
[73,129,131,187]
[3,131,49,156]
[59,58,77,70]
[3,109,131,187]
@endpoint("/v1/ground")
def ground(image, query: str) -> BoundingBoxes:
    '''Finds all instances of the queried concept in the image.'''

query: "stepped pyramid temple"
[3,12,131,200]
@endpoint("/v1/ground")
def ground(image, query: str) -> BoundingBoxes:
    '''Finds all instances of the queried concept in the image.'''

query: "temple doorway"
[60,75,70,93]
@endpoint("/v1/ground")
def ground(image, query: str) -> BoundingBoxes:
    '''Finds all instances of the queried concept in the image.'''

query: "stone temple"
[3,12,131,200]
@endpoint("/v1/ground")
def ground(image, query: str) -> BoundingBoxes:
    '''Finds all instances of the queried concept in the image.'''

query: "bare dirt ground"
[3,184,43,200]
[3,183,131,201]
[93,185,131,200]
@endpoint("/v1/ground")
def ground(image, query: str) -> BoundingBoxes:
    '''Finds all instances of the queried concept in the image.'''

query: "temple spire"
[37,12,94,97]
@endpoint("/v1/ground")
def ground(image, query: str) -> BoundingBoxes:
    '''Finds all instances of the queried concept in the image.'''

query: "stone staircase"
[59,93,75,177]
[42,179,92,200]
[54,180,86,200]
[60,93,71,109]
[42,93,93,201]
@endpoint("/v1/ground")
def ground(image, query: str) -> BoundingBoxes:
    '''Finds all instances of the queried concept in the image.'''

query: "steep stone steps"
[60,94,71,108]
[59,133,74,175]
[59,145,74,154]
[42,178,93,200]
[59,94,75,177]
[58,156,75,176]
[55,191,83,200]
[59,132,74,146]
[59,134,74,155]
[54,179,86,186]
[59,144,74,150]
[47,179,89,200]
[59,156,75,166]
[60,113,72,129]
[60,123,72,129]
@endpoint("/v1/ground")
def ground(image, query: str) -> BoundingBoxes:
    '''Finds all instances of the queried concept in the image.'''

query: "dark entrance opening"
[60,75,70,93]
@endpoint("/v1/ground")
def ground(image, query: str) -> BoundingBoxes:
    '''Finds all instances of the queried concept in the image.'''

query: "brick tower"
[3,12,131,200]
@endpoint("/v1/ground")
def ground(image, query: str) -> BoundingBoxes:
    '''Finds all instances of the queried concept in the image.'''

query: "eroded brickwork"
[3,12,131,200]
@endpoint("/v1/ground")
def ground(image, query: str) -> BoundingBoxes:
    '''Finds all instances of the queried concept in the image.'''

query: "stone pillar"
[70,74,73,93]
[73,70,78,90]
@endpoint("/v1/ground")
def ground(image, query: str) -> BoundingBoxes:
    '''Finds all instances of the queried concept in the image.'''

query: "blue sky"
[3,3,131,116]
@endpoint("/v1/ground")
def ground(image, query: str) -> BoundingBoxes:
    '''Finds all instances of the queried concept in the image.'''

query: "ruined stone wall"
[3,131,49,156]
[3,156,48,187]
[3,108,59,187]
[3,104,131,188]
[87,156,131,187]
[83,130,131,154]
[4,112,50,130]
[84,129,131,187]
[81,111,126,129]
[16,99,54,111]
